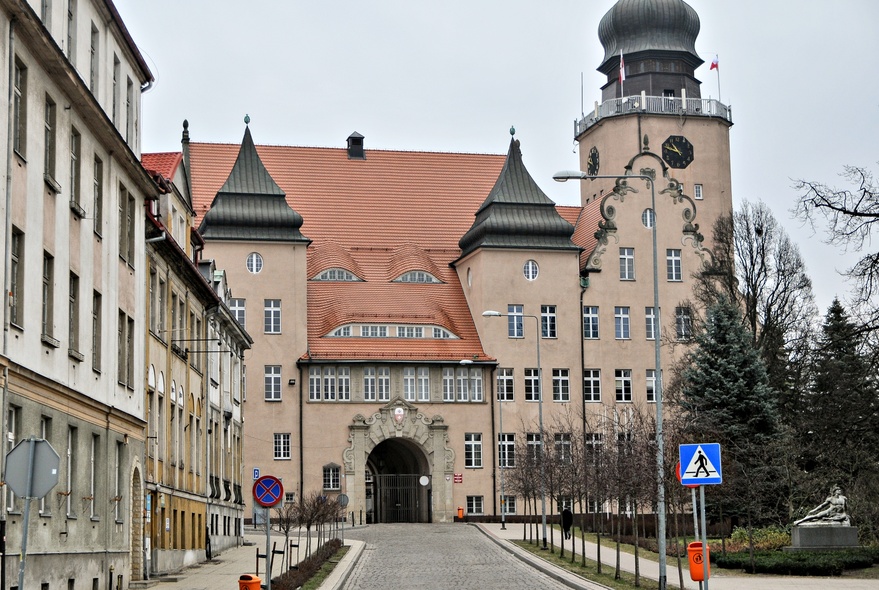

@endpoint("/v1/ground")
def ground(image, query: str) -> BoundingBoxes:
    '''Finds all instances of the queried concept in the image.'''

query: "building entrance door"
[367,438,430,523]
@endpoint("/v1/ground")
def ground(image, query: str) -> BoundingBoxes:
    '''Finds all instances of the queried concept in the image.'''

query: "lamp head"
[553,170,588,182]
[482,310,502,317]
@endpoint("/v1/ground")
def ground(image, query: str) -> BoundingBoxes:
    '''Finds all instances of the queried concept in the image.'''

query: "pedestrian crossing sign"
[679,443,722,486]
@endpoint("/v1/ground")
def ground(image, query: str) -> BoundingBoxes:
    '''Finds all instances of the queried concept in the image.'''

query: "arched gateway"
[344,398,456,523]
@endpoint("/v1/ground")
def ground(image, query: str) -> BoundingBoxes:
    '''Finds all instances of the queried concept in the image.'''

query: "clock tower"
[575,0,733,232]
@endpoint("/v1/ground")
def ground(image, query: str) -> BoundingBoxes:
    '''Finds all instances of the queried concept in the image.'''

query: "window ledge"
[69,200,86,219]
[68,349,84,362]
[44,173,61,194]
[41,333,60,348]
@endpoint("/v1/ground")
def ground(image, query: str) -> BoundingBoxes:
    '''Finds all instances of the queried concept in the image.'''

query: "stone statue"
[794,485,850,527]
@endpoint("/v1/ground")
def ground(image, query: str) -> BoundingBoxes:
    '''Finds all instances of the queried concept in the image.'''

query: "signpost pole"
[17,437,36,590]
[692,486,702,590]
[265,507,272,590]
[700,485,709,590]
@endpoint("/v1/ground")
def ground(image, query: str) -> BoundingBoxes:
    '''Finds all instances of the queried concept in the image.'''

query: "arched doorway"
[130,465,144,581]
[367,438,430,523]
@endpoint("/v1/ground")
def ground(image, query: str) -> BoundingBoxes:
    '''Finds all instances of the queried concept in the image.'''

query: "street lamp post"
[482,310,547,549]
[553,170,668,590]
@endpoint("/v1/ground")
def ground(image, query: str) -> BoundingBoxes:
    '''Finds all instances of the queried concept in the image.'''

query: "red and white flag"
[619,51,626,83]
[710,55,719,71]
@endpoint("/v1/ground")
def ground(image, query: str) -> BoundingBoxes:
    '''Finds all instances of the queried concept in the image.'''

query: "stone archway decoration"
[343,397,457,522]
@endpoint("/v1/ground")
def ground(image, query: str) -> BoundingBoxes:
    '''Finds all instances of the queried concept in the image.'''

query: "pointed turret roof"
[199,126,309,243]
[458,137,577,257]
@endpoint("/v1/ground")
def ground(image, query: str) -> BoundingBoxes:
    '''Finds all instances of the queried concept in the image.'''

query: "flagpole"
[619,50,625,99]
[712,54,722,103]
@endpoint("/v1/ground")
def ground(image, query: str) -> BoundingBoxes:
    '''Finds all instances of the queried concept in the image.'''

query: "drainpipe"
[1,19,17,590]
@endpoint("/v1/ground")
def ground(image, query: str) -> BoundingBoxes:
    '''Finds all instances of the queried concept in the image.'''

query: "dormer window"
[395,271,441,284]
[314,268,358,281]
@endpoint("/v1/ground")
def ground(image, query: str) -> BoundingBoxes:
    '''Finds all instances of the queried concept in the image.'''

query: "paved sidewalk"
[478,522,878,590]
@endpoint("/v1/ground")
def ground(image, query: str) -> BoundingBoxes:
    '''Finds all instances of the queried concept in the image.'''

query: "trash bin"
[686,542,710,582]
[457,506,464,520]
[238,574,262,590]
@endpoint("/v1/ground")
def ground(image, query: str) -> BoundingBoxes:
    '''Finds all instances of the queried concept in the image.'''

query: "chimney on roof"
[347,132,365,160]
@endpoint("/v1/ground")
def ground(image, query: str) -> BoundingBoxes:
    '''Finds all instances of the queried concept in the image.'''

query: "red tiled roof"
[142,152,183,180]
[186,142,507,362]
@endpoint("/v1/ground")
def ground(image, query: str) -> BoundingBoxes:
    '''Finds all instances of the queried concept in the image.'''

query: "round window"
[523,259,539,281]
[246,252,264,274]
[642,208,655,228]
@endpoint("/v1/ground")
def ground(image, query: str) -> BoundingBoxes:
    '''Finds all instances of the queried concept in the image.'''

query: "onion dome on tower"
[596,0,703,101]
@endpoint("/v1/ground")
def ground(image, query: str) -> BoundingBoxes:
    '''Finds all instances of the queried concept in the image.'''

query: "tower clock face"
[662,135,694,169]
[587,146,600,176]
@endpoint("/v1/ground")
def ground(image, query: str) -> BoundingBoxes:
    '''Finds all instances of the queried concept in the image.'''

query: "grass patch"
[298,545,349,590]
[514,540,660,590]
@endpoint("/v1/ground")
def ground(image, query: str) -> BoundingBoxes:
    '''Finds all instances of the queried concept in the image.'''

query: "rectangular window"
[93,157,103,232]
[584,369,601,402]
[6,406,20,510]
[89,434,98,518]
[125,77,133,142]
[89,23,99,92]
[615,369,633,402]
[501,495,516,515]
[456,368,469,402]
[646,369,657,403]
[42,252,55,339]
[335,367,350,401]
[497,368,513,402]
[417,367,430,401]
[403,367,416,401]
[229,298,245,328]
[92,291,101,370]
[39,417,52,515]
[507,304,523,338]
[118,184,135,263]
[552,369,570,402]
[265,365,281,401]
[526,433,542,461]
[614,306,630,339]
[13,60,26,156]
[273,434,290,460]
[125,315,134,386]
[44,96,58,186]
[10,228,23,326]
[112,55,119,125]
[363,367,376,401]
[308,366,321,401]
[541,305,557,338]
[323,367,336,400]
[377,367,390,401]
[41,0,51,26]
[67,1,76,62]
[667,249,682,281]
[323,465,340,490]
[555,433,572,463]
[676,306,692,340]
[361,325,387,337]
[464,433,482,468]
[645,307,657,340]
[264,299,281,333]
[498,433,515,468]
[470,368,483,402]
[397,326,423,338]
[66,426,77,518]
[583,306,599,339]
[70,128,81,210]
[442,368,454,402]
[694,184,703,200]
[524,368,540,402]
[619,247,634,280]
[156,278,166,335]
[466,496,484,515]
[68,272,80,355]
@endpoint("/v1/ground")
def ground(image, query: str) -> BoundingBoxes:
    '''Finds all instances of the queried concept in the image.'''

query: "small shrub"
[272,538,343,590]
[728,526,790,551]
[713,548,877,576]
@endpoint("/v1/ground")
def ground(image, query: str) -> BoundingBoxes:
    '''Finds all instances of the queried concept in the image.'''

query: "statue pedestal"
[786,526,859,551]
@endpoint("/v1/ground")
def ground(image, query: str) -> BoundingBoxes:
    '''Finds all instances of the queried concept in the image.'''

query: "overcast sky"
[114,0,879,314]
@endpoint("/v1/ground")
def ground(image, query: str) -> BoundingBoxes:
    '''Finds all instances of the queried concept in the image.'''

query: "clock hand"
[665,143,682,155]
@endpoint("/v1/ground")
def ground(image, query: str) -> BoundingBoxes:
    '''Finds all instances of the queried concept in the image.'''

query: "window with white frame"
[403,367,416,401]
[466,495,484,515]
[498,433,515,468]
[456,368,469,401]
[615,369,633,402]
[552,369,570,402]
[646,369,657,403]
[322,465,340,490]
[501,494,516,515]
[442,368,454,402]
[314,268,357,281]
[507,304,524,338]
[264,299,281,333]
[265,366,282,401]
[361,325,387,338]
[614,306,630,339]
[417,367,430,401]
[363,367,376,401]
[619,247,635,280]
[229,298,245,328]
[676,306,692,340]
[645,307,657,340]
[309,366,321,401]
[667,249,682,281]
[584,369,601,402]
[338,367,351,401]
[397,326,423,338]
[273,433,290,460]
[523,259,539,280]
[694,184,703,200]
[583,306,599,339]
[331,326,352,337]
[396,270,440,283]
[524,368,540,402]
[323,367,336,400]
[497,368,513,401]
[377,367,390,401]
[433,327,453,339]
[585,432,603,460]
[555,433,572,463]
[246,252,263,274]
[541,305,557,338]
[526,433,542,461]
[469,368,483,402]
[464,433,482,468]
[641,208,655,228]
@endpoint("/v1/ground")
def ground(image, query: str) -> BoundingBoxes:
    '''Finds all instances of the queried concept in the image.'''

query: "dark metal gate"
[374,474,420,523]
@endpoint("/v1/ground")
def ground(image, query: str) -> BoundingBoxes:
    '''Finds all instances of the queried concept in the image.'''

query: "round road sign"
[253,475,284,507]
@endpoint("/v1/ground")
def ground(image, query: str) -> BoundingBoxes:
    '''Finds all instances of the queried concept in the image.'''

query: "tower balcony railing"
[575,94,732,136]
